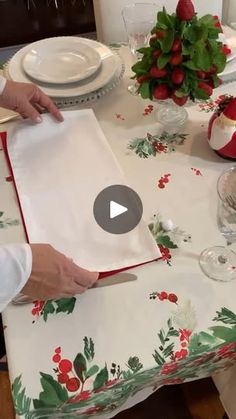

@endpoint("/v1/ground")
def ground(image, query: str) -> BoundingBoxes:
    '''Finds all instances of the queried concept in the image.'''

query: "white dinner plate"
[7,38,120,98]
[22,37,101,84]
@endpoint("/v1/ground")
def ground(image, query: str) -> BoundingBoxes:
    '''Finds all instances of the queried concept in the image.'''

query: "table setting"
[1,0,236,418]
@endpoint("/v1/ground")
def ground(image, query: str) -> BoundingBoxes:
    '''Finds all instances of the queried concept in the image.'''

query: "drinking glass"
[199,167,236,282]
[122,2,159,94]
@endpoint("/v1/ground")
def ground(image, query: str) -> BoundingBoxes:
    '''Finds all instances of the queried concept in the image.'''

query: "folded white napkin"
[5,109,160,272]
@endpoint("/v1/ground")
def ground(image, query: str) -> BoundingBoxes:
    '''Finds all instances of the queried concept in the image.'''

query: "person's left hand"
[0,80,63,123]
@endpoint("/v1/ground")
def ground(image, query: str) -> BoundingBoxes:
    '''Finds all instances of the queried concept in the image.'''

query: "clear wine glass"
[122,3,159,95]
[199,166,236,282]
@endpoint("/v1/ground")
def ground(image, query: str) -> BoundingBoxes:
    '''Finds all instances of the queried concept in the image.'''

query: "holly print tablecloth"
[1,45,236,418]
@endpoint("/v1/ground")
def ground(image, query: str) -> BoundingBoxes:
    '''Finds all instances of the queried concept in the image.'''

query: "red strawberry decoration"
[171,91,188,106]
[170,52,183,66]
[198,81,213,97]
[150,66,168,78]
[153,84,170,100]
[171,67,185,84]
[137,75,149,84]
[172,37,182,52]
[176,0,195,21]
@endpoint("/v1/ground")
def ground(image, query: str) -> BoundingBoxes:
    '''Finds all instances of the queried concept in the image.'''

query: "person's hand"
[21,244,98,300]
[0,80,63,123]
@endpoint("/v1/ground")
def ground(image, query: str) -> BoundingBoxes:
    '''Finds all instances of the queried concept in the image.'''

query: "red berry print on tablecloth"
[59,359,72,373]
[31,300,45,318]
[149,291,178,305]
[55,347,61,354]
[58,373,69,384]
[143,104,154,116]
[52,354,61,363]
[191,167,202,176]
[158,244,172,263]
[66,377,80,392]
[157,173,171,189]
[115,113,125,121]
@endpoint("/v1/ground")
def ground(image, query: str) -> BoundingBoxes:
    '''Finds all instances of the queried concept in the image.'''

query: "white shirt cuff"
[0,243,32,312]
[0,75,7,95]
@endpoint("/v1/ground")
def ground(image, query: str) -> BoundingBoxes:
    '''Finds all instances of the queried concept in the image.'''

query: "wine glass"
[122,2,159,94]
[199,166,236,282]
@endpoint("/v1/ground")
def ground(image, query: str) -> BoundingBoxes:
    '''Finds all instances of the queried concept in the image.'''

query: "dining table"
[1,36,236,419]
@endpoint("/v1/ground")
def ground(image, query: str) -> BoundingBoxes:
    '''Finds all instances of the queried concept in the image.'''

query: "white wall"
[93,0,223,44]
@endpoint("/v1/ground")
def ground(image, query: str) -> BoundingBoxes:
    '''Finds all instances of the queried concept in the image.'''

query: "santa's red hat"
[208,97,236,159]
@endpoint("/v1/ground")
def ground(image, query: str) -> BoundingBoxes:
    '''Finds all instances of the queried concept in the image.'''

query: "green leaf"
[153,350,165,366]
[73,353,87,382]
[93,365,109,390]
[12,375,32,415]
[160,28,174,53]
[213,52,226,73]
[39,373,68,407]
[213,307,236,325]
[127,356,143,373]
[194,87,209,100]
[139,80,151,99]
[85,365,99,378]
[42,300,55,322]
[158,329,165,346]
[198,14,215,26]
[157,53,170,69]
[188,332,218,355]
[55,297,76,315]
[210,326,236,342]
[162,343,175,358]
[193,41,211,71]
[182,60,198,70]
[83,336,95,361]
[208,27,221,39]
[157,235,178,249]
[157,8,174,29]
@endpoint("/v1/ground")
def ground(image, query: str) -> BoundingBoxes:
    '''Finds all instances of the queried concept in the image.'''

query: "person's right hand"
[21,244,98,300]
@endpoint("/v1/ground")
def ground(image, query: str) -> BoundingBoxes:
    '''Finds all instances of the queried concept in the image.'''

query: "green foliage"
[83,336,95,361]
[34,373,68,408]
[153,319,178,365]
[12,375,31,415]
[127,357,143,373]
[213,307,236,325]
[93,365,109,390]
[73,353,87,382]
[132,6,226,102]
[42,297,76,321]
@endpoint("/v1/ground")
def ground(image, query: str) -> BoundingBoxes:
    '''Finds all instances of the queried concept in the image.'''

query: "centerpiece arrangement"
[132,0,227,129]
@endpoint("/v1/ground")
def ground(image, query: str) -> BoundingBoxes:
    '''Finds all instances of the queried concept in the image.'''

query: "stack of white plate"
[4,36,125,107]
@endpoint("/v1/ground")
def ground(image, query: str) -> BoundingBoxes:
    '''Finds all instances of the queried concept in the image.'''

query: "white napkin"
[5,109,160,272]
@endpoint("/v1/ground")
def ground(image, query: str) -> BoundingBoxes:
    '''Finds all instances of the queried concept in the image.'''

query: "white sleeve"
[0,244,32,312]
[0,75,7,95]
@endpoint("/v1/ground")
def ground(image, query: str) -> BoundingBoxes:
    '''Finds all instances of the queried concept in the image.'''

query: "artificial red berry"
[172,37,182,52]
[171,92,188,106]
[198,81,213,97]
[208,64,217,75]
[59,359,72,373]
[168,293,178,303]
[150,66,168,78]
[66,377,80,392]
[170,52,183,66]
[55,347,61,354]
[196,70,206,79]
[52,354,61,363]
[176,0,195,21]
[153,83,170,100]
[152,49,162,58]
[58,373,69,384]
[171,67,185,84]
[222,45,231,55]
[156,30,166,39]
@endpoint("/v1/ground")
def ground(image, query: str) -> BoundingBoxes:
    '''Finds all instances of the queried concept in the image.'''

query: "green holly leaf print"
[36,373,68,407]
[157,235,178,249]
[93,365,109,390]
[153,350,165,366]
[73,353,87,382]
[12,375,31,415]
[188,331,221,355]
[210,326,236,342]
[127,357,143,373]
[42,301,55,322]
[83,336,95,361]
[55,297,76,315]
[213,307,236,325]
[85,365,99,378]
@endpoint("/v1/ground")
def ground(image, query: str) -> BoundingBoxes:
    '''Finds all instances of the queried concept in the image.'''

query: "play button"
[110,201,128,219]
[93,185,143,234]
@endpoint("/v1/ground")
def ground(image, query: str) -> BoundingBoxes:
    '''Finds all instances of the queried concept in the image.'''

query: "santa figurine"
[208,96,236,160]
